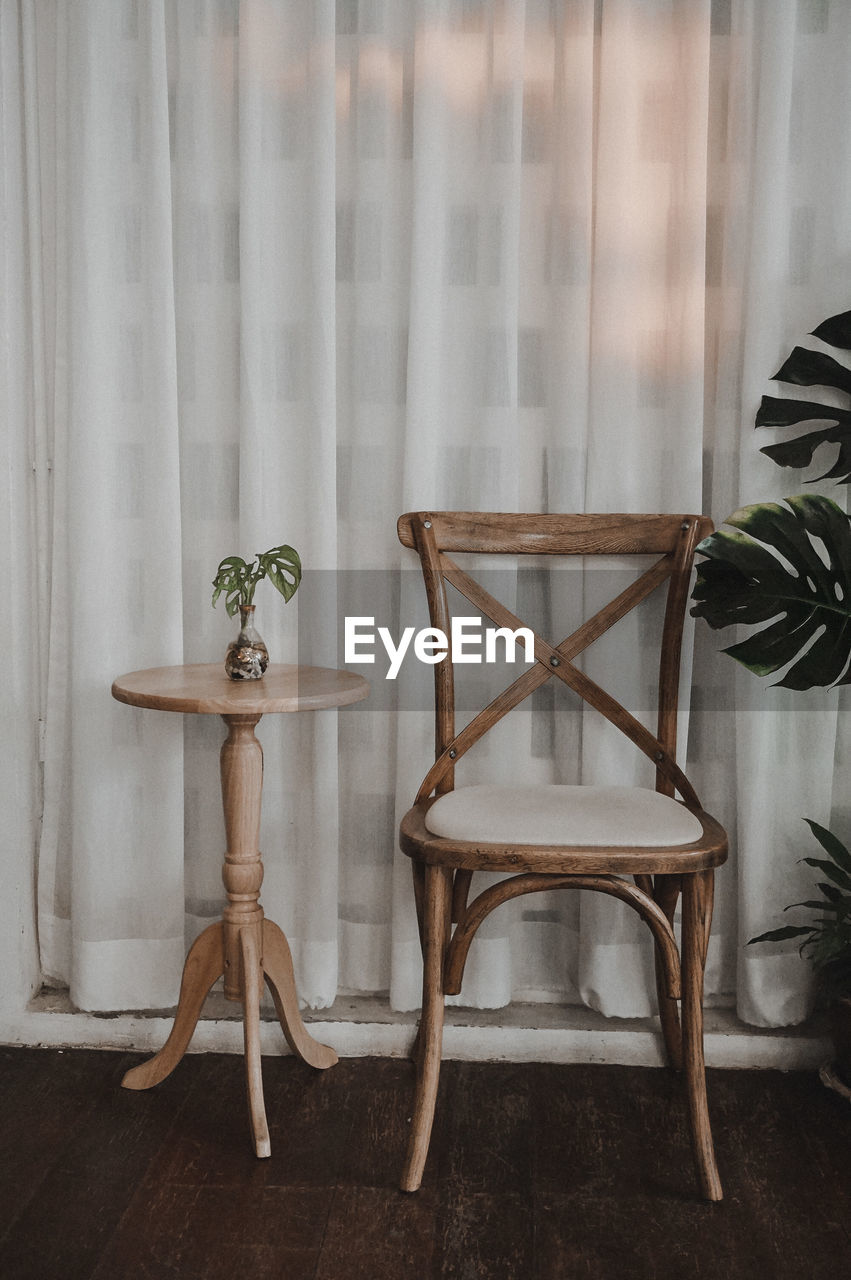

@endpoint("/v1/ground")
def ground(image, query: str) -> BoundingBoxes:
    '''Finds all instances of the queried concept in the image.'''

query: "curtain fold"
[38,0,187,1010]
[7,0,847,1027]
[1,0,42,1009]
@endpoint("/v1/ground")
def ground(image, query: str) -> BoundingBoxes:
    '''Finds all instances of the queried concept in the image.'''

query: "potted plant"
[211,544,301,680]
[748,820,851,1088]
[690,307,851,1084]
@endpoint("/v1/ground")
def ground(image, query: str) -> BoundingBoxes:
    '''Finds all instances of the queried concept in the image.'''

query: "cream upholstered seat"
[424,783,705,848]
[396,511,728,1203]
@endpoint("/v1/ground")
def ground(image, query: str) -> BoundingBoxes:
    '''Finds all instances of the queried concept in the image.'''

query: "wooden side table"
[111,662,369,1157]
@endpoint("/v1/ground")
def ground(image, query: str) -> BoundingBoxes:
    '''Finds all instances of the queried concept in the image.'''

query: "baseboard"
[0,992,830,1070]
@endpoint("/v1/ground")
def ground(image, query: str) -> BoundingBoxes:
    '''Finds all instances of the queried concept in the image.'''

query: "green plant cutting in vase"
[690,306,851,1083]
[211,544,302,680]
[211,544,302,616]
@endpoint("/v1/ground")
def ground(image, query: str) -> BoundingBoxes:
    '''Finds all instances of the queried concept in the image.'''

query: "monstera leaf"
[258,544,301,602]
[757,309,851,483]
[211,544,301,616]
[690,494,851,689]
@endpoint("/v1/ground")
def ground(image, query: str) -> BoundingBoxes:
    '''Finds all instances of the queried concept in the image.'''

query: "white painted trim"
[0,1004,830,1070]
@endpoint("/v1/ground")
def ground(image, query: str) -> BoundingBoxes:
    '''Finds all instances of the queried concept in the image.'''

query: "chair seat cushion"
[423,783,704,848]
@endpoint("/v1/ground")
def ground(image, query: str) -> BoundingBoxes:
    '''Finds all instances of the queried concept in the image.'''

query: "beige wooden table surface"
[112,663,370,1158]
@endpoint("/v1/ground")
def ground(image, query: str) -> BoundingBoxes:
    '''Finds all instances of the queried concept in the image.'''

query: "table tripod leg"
[262,919,338,1070]
[240,925,271,1158]
[122,921,225,1091]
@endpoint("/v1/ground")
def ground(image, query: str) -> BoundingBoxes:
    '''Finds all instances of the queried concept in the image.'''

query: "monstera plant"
[691,307,851,691]
[691,308,851,1080]
[755,309,851,484]
[691,493,851,690]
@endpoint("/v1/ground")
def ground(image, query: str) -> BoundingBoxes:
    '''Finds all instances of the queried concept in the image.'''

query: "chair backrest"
[397,511,713,809]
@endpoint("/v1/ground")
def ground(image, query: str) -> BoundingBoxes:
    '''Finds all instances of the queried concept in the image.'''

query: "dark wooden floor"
[0,1047,849,1279]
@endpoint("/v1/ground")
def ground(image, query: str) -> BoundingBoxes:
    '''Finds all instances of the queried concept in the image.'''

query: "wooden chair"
[396,511,727,1201]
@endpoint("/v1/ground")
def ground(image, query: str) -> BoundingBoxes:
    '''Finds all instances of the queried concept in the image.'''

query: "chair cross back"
[397,511,712,810]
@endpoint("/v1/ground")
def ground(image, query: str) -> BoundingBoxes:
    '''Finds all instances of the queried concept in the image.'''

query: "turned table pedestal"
[111,662,369,1157]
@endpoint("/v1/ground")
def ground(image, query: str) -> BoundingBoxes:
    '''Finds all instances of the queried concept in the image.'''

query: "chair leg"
[681,870,723,1202]
[411,859,426,949]
[401,863,452,1193]
[654,874,683,1069]
[407,860,427,1064]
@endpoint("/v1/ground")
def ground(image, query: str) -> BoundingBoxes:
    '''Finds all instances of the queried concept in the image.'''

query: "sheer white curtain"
[7,0,850,1027]
[704,0,851,1024]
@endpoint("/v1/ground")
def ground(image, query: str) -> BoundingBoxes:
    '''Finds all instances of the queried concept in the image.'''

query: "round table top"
[112,663,370,716]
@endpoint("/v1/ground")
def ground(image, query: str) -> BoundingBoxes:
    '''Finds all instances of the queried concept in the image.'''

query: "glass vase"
[225,604,269,680]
